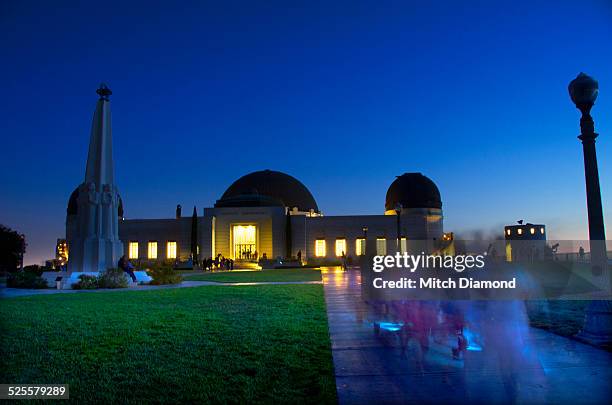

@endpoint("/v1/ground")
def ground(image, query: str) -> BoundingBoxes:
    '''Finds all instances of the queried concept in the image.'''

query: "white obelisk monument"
[67,84,123,272]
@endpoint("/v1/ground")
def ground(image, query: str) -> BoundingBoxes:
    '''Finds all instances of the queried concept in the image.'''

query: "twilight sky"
[1,0,611,265]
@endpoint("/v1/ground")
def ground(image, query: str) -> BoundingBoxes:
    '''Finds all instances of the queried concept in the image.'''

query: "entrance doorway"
[232,225,257,260]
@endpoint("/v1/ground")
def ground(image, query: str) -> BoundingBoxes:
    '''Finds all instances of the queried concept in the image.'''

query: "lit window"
[506,229,511,236]
[355,238,366,256]
[148,241,158,259]
[335,239,347,257]
[167,241,177,259]
[128,242,139,259]
[376,238,387,255]
[400,237,407,253]
[540,227,545,234]
[517,228,523,235]
[530,228,535,235]
[315,239,326,257]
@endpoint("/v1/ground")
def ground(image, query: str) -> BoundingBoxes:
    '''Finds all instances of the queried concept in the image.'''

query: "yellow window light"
[148,241,158,259]
[355,238,366,256]
[376,238,387,255]
[128,242,139,259]
[315,239,326,257]
[335,239,347,257]
[167,241,177,259]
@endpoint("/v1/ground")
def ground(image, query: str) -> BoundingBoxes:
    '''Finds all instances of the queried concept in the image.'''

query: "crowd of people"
[200,254,234,271]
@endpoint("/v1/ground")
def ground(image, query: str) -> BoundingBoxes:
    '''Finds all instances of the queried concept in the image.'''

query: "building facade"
[97,170,444,265]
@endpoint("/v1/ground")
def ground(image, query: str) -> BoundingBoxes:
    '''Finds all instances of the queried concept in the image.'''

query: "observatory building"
[108,170,444,264]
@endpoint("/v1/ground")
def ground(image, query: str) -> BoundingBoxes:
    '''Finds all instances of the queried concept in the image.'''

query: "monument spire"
[85,83,114,186]
[66,83,124,273]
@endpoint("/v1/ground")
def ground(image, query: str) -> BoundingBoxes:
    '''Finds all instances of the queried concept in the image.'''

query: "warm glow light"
[517,228,523,235]
[335,239,346,257]
[233,225,257,259]
[167,241,177,259]
[506,229,511,236]
[540,227,545,234]
[376,238,387,255]
[400,237,407,253]
[315,239,326,257]
[355,238,365,256]
[233,225,256,244]
[128,242,138,259]
[530,228,535,235]
[148,241,158,259]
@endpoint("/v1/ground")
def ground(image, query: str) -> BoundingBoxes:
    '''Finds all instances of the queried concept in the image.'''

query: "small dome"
[217,170,319,212]
[67,186,123,217]
[385,173,442,211]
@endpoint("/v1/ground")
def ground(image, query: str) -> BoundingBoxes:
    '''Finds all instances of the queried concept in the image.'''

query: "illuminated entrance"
[232,225,257,260]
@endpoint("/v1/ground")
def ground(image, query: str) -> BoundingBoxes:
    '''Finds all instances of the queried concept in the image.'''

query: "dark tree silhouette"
[285,210,292,259]
[191,206,198,265]
[0,224,26,273]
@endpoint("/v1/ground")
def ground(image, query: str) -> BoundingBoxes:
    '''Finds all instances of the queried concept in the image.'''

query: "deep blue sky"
[1,0,611,265]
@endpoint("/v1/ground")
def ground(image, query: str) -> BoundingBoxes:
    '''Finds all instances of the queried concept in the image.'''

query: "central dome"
[385,173,442,211]
[217,170,319,212]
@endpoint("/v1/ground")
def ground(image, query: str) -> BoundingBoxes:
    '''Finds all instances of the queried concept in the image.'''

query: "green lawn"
[0,285,337,403]
[184,268,322,283]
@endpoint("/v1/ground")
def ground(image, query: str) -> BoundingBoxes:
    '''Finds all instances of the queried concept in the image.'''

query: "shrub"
[72,274,99,290]
[148,266,183,285]
[97,268,129,289]
[23,265,44,276]
[7,271,48,289]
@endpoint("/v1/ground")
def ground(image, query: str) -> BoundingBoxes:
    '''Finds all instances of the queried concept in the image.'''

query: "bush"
[148,266,183,285]
[97,268,129,289]
[7,271,48,289]
[23,265,44,276]
[72,274,99,290]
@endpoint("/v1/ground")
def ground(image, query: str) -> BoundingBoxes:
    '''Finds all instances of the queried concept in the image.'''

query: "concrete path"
[0,280,321,299]
[321,269,612,405]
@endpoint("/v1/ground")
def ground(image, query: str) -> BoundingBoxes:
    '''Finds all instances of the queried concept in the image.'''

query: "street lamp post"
[395,203,402,253]
[569,73,608,273]
[569,72,611,347]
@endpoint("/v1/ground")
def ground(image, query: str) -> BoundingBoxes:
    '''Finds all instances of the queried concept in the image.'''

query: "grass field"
[0,285,336,403]
[184,268,322,283]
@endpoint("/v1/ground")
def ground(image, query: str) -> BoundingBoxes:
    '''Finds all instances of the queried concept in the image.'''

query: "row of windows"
[314,238,407,257]
[129,237,409,260]
[128,241,177,259]
[506,227,545,236]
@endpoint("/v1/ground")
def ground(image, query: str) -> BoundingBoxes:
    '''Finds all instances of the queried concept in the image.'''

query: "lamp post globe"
[569,72,598,113]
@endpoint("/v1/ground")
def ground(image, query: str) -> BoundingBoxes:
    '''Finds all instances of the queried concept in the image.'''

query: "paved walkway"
[0,280,321,299]
[321,269,612,405]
